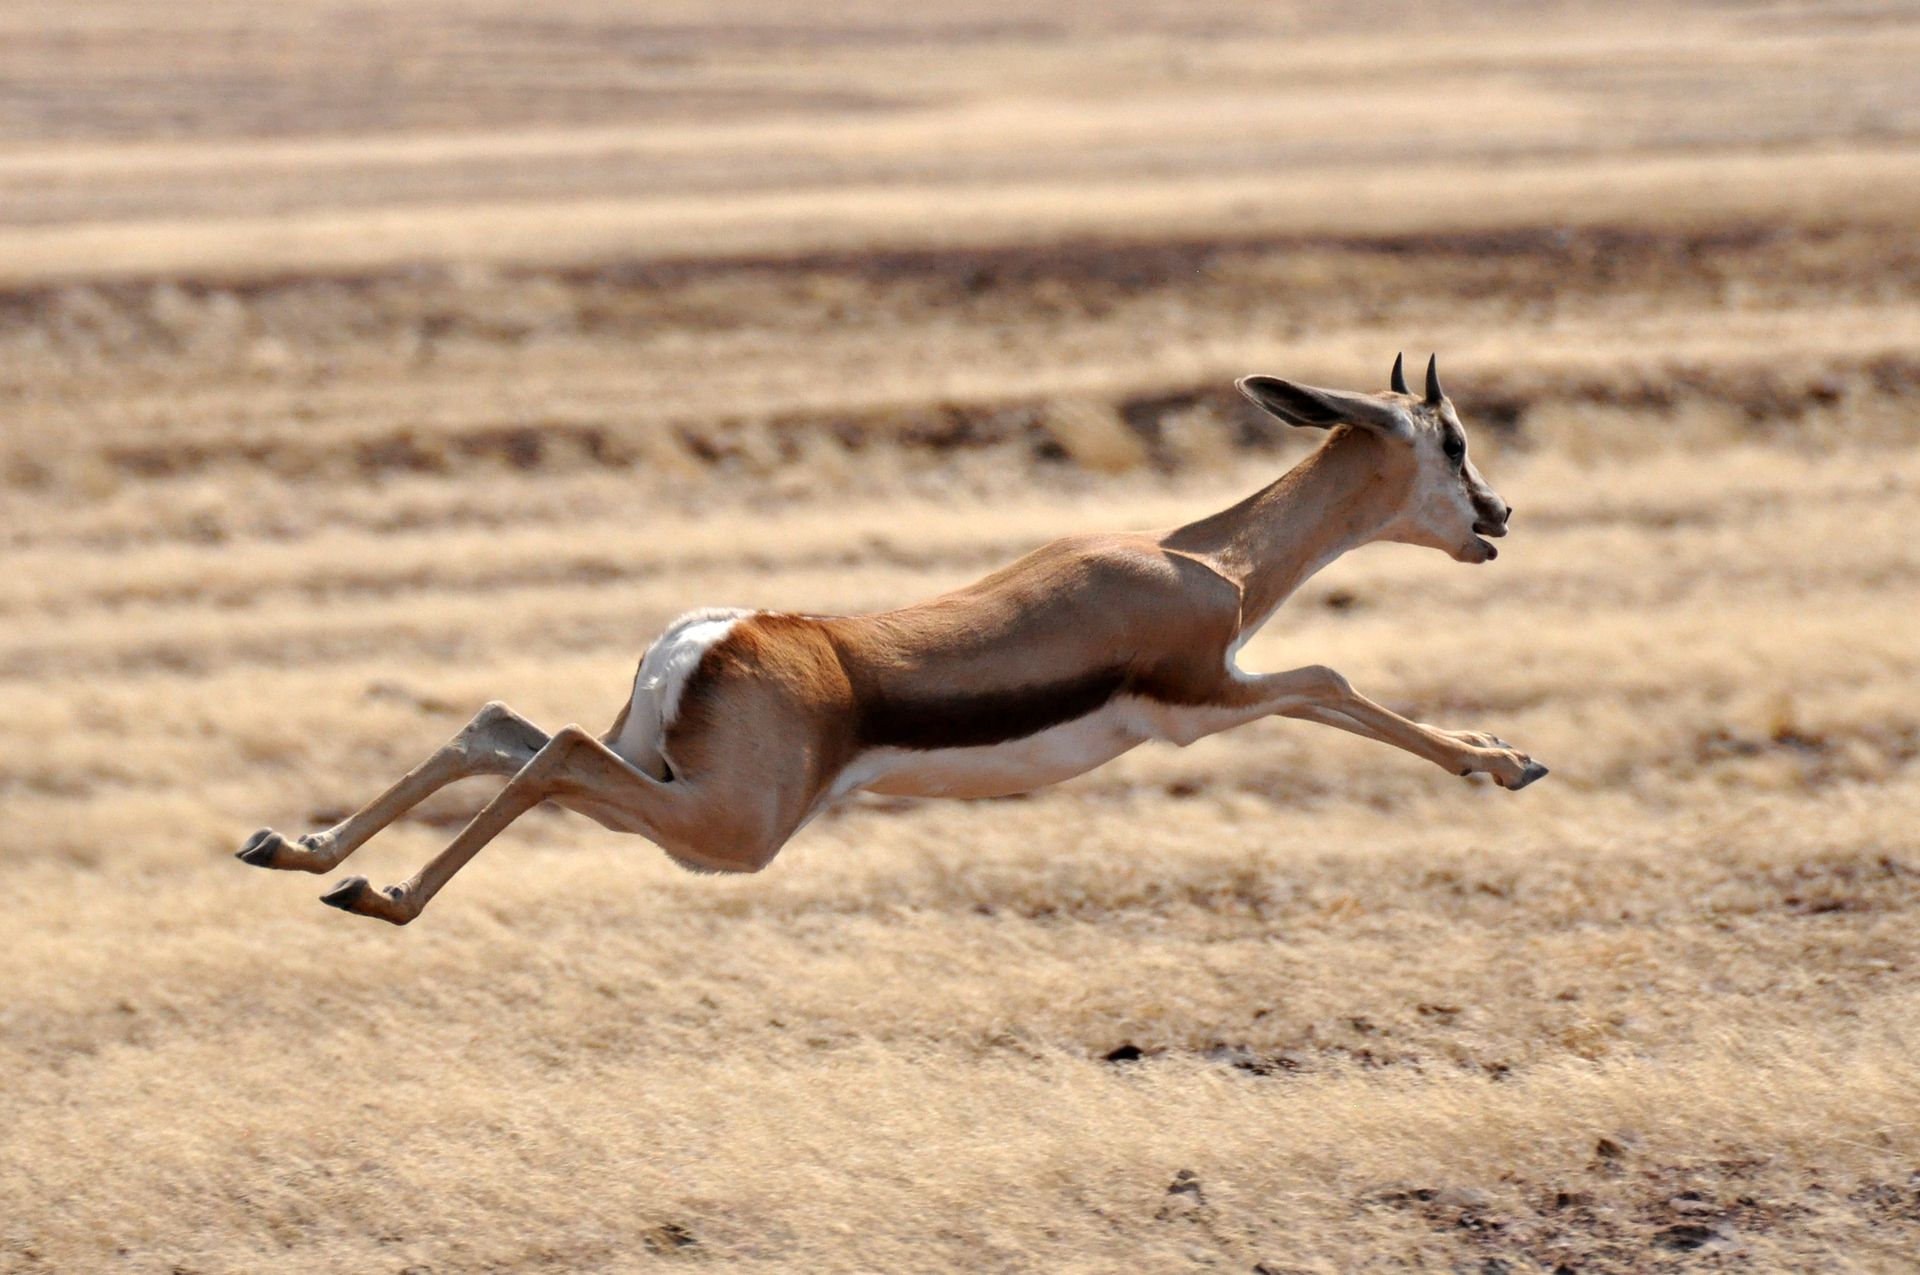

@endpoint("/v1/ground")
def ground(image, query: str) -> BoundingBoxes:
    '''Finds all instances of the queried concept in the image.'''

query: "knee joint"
[539,723,596,759]
[469,701,527,733]
[1301,665,1353,701]
[456,701,547,765]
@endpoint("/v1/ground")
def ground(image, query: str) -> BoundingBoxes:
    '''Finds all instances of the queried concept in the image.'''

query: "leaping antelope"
[239,354,1547,924]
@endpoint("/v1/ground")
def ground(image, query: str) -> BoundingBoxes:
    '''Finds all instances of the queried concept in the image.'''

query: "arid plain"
[4,2,1920,1271]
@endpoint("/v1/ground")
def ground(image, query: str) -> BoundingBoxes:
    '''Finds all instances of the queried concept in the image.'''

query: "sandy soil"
[4,3,1919,1271]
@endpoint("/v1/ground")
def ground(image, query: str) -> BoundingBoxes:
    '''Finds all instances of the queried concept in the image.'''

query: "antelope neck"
[1167,430,1402,626]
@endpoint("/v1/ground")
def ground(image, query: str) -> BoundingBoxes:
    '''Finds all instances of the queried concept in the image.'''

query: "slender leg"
[237,702,549,872]
[324,725,786,925]
[1237,666,1547,789]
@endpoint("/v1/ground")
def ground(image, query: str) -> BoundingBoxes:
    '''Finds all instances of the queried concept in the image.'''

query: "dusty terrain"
[3,2,1919,1271]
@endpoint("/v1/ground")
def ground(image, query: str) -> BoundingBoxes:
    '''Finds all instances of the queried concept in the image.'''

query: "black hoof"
[321,876,370,910]
[1508,761,1550,791]
[236,829,284,867]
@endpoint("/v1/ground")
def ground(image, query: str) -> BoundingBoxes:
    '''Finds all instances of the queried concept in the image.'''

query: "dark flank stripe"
[855,664,1130,752]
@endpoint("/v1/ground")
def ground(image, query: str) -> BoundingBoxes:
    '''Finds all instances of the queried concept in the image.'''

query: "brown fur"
[246,367,1546,924]
[692,535,1243,753]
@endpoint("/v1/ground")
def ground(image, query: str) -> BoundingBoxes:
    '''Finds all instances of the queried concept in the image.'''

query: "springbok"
[239,354,1546,924]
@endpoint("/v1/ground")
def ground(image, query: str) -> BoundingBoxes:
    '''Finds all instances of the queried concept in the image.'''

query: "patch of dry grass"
[4,2,1920,1271]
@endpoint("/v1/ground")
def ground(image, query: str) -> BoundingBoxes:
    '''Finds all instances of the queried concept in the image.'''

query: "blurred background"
[5,3,1919,1271]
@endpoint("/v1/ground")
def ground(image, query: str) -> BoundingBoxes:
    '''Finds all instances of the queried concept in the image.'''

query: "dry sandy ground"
[4,3,1920,1272]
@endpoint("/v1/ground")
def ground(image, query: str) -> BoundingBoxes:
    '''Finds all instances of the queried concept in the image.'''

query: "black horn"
[1425,353,1444,404]
[1390,352,1409,395]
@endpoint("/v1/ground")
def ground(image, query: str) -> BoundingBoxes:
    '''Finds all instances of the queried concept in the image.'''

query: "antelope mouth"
[1453,535,1498,563]
[1467,519,1507,562]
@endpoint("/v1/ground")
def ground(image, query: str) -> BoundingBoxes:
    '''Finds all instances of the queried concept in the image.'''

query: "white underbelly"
[838,695,1247,800]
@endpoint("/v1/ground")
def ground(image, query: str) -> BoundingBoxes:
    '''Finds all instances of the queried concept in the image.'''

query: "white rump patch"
[610,608,750,776]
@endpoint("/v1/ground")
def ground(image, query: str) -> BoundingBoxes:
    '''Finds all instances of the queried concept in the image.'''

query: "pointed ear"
[1235,375,1408,434]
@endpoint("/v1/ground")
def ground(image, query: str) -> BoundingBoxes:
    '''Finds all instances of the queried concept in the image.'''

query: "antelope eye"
[1443,435,1465,463]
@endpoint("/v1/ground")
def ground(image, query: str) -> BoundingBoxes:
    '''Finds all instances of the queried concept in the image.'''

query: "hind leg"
[237,701,549,873]
[322,726,650,924]
[323,727,788,925]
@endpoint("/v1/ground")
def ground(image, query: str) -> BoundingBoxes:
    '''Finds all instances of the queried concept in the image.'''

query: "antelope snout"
[1472,499,1512,538]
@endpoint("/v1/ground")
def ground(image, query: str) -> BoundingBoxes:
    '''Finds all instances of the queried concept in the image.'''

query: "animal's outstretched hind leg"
[322,724,787,925]
[237,701,549,873]
[322,724,631,924]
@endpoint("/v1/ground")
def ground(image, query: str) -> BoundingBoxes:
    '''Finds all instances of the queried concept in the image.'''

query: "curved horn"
[1389,352,1409,395]
[1424,353,1445,404]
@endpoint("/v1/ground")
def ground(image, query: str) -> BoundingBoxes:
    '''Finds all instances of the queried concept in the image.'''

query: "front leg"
[1235,666,1548,790]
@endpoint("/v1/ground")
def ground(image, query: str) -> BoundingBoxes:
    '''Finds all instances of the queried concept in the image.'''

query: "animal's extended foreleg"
[237,701,549,872]
[1235,666,1547,790]
[1289,702,1547,789]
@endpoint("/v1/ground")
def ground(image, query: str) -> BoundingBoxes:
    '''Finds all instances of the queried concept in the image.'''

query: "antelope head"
[1235,352,1514,563]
